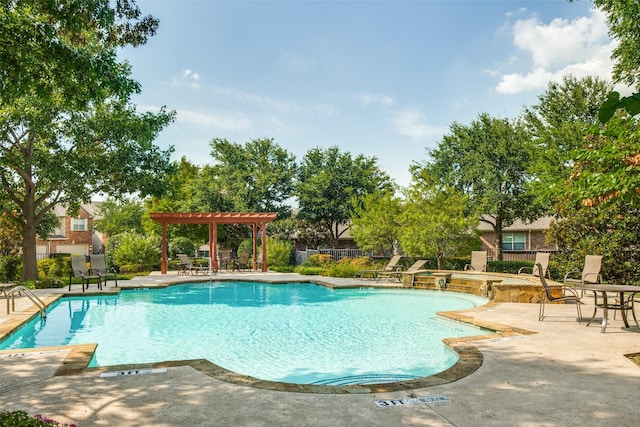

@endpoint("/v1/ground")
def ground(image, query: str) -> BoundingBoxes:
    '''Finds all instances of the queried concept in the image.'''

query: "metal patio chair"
[539,263,582,322]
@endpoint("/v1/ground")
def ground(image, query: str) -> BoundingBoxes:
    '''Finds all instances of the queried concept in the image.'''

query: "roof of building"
[477,215,554,232]
[52,201,103,219]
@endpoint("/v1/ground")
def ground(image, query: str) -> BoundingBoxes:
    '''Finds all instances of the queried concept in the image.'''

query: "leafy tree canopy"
[1,0,175,280]
[400,175,479,269]
[570,115,640,207]
[296,146,393,247]
[547,196,640,285]
[578,1,640,121]
[94,198,145,236]
[414,112,534,259]
[523,75,612,208]
[350,190,402,255]
[207,137,297,217]
[0,0,158,109]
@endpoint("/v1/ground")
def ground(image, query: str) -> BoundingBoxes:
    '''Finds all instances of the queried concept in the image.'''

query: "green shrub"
[104,233,126,269]
[0,255,21,281]
[350,256,380,270]
[294,266,326,275]
[119,263,155,274]
[24,277,65,289]
[270,265,294,273]
[169,237,196,258]
[37,256,70,280]
[265,238,293,267]
[323,257,360,277]
[112,232,161,270]
[304,254,334,268]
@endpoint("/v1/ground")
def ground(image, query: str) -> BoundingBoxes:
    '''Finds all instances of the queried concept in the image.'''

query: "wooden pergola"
[150,212,278,274]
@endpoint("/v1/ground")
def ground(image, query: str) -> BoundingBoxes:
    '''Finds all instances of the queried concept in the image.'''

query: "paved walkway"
[1,272,639,426]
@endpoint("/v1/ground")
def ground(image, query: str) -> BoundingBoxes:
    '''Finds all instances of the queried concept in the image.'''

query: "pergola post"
[208,223,213,274]
[161,223,167,274]
[261,222,267,272]
[212,222,218,272]
[252,223,258,270]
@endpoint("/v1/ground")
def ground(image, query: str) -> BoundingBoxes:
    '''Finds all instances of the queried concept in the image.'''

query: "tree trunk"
[21,195,39,281]
[494,219,503,261]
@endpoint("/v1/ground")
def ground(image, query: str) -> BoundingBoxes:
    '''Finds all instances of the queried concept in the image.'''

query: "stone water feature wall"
[402,271,544,303]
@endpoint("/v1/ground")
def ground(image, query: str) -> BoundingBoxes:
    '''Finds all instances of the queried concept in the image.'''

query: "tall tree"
[296,146,393,248]
[399,179,478,270]
[523,75,612,208]
[350,190,402,255]
[415,113,533,260]
[94,198,145,236]
[582,0,640,121]
[142,157,210,243]
[0,0,175,280]
[207,138,297,217]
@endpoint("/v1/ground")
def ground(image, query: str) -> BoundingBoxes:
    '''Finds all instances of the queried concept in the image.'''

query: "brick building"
[477,216,556,260]
[36,202,105,259]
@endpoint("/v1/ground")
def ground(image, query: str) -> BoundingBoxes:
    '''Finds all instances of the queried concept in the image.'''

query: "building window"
[53,216,65,236]
[502,232,526,251]
[72,218,87,232]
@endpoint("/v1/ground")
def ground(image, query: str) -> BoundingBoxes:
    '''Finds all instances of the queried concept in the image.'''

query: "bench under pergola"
[150,212,278,274]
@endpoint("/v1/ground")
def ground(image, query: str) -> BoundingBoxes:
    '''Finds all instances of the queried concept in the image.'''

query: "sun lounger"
[354,255,403,280]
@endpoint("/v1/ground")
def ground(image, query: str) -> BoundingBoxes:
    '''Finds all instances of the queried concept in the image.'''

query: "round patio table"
[576,284,640,333]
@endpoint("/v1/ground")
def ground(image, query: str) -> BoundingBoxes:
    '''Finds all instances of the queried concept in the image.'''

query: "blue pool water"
[0,282,488,385]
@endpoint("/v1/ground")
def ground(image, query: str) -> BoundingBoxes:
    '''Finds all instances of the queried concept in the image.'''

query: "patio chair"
[219,249,232,270]
[564,255,602,296]
[231,251,252,271]
[381,259,428,282]
[1,283,16,298]
[464,251,487,272]
[90,254,118,288]
[538,263,582,322]
[518,252,551,279]
[177,254,208,275]
[354,255,403,280]
[69,255,102,292]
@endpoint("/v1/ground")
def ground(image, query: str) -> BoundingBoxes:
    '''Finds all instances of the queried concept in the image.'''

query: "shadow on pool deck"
[1,272,640,426]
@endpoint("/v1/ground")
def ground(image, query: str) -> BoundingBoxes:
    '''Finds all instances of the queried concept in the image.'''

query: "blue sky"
[121,0,618,188]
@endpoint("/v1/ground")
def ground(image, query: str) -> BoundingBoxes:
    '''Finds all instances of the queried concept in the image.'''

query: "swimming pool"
[0,282,488,385]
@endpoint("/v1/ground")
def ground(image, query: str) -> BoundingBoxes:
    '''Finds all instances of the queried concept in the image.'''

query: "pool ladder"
[5,286,47,320]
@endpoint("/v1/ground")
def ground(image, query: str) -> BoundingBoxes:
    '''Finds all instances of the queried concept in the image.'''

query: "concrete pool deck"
[1,271,639,426]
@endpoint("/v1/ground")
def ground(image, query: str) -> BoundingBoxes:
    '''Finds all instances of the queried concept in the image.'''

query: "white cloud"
[391,109,446,142]
[356,92,393,107]
[182,69,200,81]
[314,103,339,118]
[496,67,555,95]
[177,109,252,132]
[495,8,617,95]
[173,69,202,89]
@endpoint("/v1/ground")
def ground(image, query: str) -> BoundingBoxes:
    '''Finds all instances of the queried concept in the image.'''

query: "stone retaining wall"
[403,271,546,303]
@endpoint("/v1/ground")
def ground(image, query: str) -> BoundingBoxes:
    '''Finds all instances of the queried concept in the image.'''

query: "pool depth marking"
[99,368,167,378]
[375,395,451,407]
